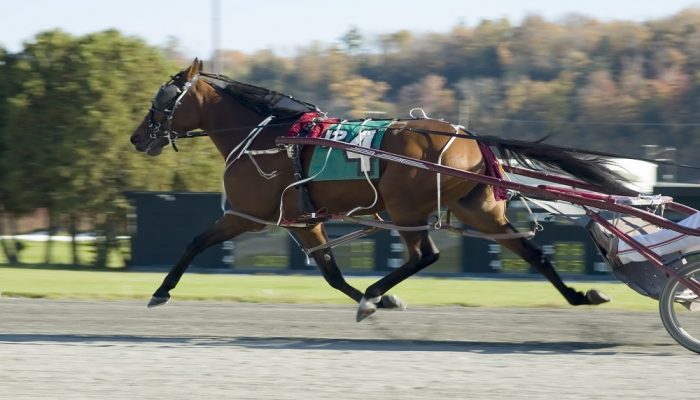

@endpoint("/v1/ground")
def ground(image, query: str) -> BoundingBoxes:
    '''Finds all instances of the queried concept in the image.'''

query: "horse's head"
[130,58,205,156]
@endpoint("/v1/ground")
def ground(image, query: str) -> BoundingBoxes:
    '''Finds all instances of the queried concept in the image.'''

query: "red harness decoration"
[288,112,340,138]
[477,142,509,201]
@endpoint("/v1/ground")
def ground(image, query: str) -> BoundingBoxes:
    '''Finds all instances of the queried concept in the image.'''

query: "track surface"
[1,298,698,399]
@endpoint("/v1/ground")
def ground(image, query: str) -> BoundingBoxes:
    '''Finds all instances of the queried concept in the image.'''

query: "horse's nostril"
[130,135,140,145]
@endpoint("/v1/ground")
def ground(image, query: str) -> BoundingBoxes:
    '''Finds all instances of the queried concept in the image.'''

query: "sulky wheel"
[659,262,700,354]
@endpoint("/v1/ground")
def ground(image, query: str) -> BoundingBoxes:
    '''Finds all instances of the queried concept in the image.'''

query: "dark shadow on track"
[0,334,677,356]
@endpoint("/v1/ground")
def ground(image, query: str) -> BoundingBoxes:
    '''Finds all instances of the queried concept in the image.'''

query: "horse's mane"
[200,72,321,120]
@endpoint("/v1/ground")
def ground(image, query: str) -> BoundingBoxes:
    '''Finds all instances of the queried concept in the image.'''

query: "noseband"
[147,73,200,151]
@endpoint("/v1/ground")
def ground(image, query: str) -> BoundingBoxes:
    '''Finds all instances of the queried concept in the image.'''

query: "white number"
[346,129,377,172]
[325,129,348,141]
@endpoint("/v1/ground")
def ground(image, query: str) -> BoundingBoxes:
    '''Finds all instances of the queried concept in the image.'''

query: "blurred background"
[3,0,700,275]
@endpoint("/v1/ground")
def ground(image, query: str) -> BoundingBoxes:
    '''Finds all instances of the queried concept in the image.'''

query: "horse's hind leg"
[148,213,260,307]
[449,184,610,306]
[290,224,406,309]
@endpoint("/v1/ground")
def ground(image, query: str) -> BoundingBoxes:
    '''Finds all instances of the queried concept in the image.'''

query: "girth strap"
[286,144,319,216]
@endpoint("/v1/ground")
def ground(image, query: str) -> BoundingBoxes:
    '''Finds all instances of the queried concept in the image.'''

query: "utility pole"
[211,0,222,74]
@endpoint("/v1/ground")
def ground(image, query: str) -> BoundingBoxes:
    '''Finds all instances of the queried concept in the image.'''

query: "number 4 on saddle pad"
[308,120,390,181]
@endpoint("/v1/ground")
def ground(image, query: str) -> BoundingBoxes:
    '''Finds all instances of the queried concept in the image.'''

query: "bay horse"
[130,59,631,321]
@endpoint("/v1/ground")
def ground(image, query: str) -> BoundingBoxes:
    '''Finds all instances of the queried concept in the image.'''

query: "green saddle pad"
[308,120,391,181]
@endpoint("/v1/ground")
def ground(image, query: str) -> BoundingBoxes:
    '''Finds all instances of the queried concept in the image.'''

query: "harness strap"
[287,144,318,215]
[223,209,309,228]
[344,119,378,217]
[275,120,348,226]
[224,115,276,168]
[221,115,276,213]
[434,123,461,229]
[408,108,460,230]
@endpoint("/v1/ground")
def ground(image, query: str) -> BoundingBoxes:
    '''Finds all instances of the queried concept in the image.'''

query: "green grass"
[0,266,658,311]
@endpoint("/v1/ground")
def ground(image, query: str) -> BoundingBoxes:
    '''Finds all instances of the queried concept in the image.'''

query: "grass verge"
[0,266,659,311]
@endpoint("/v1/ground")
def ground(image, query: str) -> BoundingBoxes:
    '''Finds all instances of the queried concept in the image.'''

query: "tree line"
[217,9,700,178]
[2,10,700,265]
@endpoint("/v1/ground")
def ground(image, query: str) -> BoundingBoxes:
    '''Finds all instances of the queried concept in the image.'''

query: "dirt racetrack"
[1,298,698,399]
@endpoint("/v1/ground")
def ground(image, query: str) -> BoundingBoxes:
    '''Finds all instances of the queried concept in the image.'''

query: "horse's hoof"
[586,289,610,305]
[356,296,380,322]
[147,295,170,308]
[380,294,407,311]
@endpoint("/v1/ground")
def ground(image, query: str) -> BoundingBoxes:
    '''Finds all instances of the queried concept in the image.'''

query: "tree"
[396,75,456,119]
[218,50,250,79]
[1,30,80,263]
[501,74,575,143]
[460,18,510,78]
[378,30,413,55]
[0,47,9,197]
[2,29,181,266]
[328,75,393,118]
[0,47,21,263]
[246,49,292,89]
[455,78,504,129]
[507,15,568,80]
[341,26,363,55]
[64,30,183,266]
[290,43,325,93]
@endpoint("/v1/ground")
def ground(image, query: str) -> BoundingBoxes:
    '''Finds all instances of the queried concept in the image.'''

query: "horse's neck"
[201,96,282,159]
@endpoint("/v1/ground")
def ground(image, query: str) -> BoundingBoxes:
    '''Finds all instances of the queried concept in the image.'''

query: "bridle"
[146,73,201,151]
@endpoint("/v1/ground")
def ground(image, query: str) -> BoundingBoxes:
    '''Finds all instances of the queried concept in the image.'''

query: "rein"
[198,72,322,115]
[175,120,700,171]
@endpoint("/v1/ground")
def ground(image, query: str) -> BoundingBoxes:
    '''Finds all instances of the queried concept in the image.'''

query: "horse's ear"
[198,59,204,71]
[186,58,200,78]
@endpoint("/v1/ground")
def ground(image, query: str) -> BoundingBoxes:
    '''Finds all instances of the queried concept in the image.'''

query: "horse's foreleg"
[357,230,438,321]
[291,225,405,309]
[148,213,257,308]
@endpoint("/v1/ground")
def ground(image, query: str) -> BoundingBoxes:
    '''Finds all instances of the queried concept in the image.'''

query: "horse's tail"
[497,142,638,196]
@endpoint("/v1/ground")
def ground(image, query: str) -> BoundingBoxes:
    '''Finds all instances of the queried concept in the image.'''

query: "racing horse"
[130,59,632,320]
